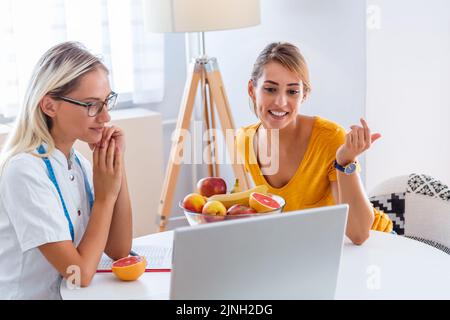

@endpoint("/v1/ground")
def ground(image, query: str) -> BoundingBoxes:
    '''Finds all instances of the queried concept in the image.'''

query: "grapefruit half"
[112,256,147,281]
[249,192,280,213]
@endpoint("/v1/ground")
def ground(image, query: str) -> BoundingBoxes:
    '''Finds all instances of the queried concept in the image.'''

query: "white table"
[60,230,450,300]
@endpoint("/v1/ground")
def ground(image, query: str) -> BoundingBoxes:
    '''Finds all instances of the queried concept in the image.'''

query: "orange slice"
[249,192,280,213]
[112,256,147,281]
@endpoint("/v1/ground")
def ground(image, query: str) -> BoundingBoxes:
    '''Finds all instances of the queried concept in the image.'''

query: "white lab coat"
[0,147,93,299]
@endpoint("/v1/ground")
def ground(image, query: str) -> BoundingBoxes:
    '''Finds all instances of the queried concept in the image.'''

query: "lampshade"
[143,0,260,33]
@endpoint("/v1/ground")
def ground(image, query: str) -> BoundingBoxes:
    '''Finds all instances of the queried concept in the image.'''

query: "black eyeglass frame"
[55,92,118,117]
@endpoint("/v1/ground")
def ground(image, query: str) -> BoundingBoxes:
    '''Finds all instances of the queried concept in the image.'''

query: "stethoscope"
[37,145,94,242]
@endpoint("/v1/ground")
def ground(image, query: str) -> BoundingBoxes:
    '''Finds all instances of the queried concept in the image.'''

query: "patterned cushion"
[370,173,450,255]
[407,173,450,201]
[370,193,405,235]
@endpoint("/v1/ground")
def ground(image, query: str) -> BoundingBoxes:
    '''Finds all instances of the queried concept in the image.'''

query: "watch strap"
[334,159,360,175]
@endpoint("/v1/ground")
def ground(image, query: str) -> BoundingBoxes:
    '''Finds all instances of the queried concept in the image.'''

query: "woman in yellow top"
[236,42,392,245]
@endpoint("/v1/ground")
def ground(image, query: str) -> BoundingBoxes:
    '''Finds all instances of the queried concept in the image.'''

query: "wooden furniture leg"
[158,62,201,232]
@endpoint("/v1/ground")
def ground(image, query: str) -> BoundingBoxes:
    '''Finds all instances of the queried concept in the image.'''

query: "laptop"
[169,204,348,300]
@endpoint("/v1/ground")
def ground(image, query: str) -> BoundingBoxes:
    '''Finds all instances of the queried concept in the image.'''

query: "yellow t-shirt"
[236,116,393,233]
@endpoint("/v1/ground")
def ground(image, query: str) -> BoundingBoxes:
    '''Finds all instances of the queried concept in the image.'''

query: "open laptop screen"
[170,204,348,300]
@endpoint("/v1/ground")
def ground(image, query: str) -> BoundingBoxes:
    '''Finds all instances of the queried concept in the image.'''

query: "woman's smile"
[268,109,290,119]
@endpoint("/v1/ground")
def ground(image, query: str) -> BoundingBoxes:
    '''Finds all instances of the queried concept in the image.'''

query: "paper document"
[97,245,172,271]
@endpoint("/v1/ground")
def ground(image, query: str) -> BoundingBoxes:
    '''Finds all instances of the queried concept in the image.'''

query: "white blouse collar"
[41,142,76,170]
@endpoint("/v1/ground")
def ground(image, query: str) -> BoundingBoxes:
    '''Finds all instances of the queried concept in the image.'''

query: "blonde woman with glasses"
[0,42,132,299]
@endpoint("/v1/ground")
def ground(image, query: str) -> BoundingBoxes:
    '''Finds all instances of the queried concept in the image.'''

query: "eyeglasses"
[55,92,118,117]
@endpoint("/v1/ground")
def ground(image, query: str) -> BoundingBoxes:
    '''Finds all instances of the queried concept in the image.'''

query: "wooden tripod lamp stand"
[143,0,261,231]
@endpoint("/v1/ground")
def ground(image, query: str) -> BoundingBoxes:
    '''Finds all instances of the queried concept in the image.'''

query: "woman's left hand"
[89,126,126,154]
[335,118,381,165]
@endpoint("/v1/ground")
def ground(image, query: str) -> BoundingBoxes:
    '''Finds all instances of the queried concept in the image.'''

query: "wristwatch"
[334,159,361,175]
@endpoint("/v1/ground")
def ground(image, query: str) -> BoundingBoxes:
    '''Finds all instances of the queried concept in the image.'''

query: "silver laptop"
[170,204,348,300]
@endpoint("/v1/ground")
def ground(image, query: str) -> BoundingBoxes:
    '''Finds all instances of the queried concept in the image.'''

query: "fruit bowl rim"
[179,194,286,216]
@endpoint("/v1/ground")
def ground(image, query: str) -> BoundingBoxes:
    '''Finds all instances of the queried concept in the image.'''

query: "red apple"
[182,193,206,213]
[197,177,227,197]
[227,204,257,215]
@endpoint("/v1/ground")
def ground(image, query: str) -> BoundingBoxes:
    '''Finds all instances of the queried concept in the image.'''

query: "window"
[0,0,164,118]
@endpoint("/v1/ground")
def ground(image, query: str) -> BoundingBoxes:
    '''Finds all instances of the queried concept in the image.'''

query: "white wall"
[203,0,367,186]
[366,0,450,191]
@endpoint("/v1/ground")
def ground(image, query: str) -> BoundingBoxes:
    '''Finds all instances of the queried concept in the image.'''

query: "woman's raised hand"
[336,118,382,165]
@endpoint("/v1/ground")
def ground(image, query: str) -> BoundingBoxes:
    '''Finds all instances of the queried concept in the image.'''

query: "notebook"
[97,245,172,273]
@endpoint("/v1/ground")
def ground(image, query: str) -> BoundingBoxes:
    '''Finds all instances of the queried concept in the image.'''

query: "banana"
[208,185,269,209]
[230,179,241,193]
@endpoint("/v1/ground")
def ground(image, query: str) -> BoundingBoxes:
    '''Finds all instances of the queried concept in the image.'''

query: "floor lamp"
[143,0,261,231]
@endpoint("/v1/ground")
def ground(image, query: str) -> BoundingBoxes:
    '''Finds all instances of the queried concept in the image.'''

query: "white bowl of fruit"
[180,177,286,226]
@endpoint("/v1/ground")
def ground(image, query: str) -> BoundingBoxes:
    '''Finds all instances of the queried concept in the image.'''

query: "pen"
[129,249,139,256]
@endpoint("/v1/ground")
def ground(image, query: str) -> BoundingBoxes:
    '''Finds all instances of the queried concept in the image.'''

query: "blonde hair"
[250,42,311,114]
[0,41,107,174]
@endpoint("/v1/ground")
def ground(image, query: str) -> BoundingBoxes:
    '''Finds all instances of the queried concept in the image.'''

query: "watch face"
[345,163,356,174]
